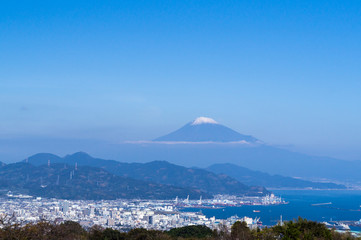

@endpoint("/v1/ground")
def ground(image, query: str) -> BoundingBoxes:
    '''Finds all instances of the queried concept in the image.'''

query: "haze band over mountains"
[1,117,357,200]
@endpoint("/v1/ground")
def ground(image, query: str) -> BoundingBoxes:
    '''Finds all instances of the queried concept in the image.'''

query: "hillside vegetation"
[0,217,358,240]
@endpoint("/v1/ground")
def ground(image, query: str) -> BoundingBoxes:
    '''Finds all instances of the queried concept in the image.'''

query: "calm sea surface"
[182,190,361,226]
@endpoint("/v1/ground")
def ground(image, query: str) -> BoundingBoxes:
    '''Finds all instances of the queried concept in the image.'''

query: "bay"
[182,190,361,226]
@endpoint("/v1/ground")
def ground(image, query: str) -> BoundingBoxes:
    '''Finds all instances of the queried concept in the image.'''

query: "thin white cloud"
[123,140,252,145]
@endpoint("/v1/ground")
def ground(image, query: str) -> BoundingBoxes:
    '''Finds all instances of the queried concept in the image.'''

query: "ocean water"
[182,190,361,226]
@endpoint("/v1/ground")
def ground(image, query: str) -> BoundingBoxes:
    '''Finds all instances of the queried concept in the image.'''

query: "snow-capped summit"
[154,117,258,143]
[191,117,218,125]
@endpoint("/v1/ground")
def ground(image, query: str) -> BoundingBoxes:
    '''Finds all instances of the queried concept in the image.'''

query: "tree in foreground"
[1,217,360,240]
[167,225,214,239]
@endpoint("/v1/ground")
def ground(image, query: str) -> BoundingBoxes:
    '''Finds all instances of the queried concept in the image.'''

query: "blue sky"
[1,0,361,160]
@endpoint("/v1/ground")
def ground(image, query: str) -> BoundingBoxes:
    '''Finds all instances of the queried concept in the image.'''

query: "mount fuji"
[127,117,361,183]
[154,117,258,143]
